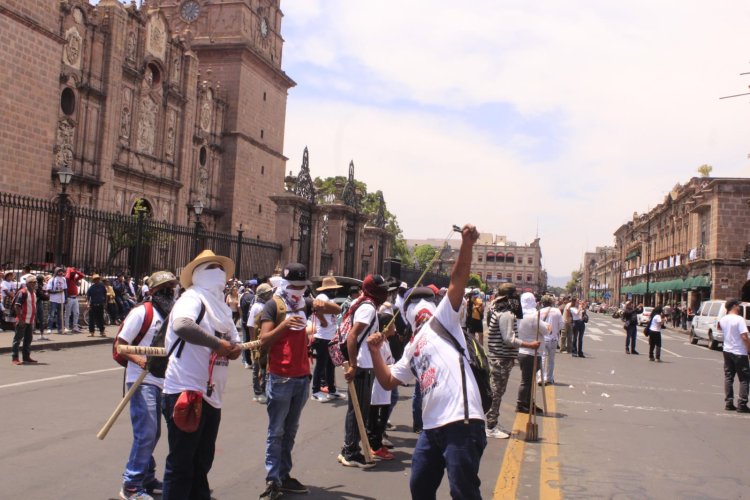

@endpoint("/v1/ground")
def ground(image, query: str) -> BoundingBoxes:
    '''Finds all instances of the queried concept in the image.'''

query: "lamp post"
[641,223,652,306]
[235,223,244,279]
[192,200,204,258]
[55,165,73,264]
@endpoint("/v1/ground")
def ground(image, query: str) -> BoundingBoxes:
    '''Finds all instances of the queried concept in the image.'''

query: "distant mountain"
[547,275,570,287]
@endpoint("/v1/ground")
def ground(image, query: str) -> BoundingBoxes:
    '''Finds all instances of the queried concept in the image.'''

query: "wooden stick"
[343,361,374,463]
[96,369,148,440]
[116,340,262,357]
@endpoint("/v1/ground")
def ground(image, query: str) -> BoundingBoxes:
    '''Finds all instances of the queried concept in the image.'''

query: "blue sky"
[94,1,750,279]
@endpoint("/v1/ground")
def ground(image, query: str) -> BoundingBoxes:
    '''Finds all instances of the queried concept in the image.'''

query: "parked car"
[637,307,654,326]
[689,300,750,350]
[589,303,601,313]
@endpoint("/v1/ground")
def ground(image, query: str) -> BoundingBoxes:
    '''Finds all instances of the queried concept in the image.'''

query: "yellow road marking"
[493,385,562,499]
[540,385,562,499]
[493,411,528,499]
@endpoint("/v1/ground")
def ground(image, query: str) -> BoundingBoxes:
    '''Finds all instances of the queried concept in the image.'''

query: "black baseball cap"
[282,263,312,286]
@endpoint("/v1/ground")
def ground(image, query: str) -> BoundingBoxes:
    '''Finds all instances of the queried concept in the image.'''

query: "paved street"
[0,313,748,499]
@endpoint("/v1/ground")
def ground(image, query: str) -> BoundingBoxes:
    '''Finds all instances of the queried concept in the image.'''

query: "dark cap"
[282,263,312,286]
[496,282,516,297]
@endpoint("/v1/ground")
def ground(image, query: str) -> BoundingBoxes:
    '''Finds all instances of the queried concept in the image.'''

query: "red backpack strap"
[133,302,154,347]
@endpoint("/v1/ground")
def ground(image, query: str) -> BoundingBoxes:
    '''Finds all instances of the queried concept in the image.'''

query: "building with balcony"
[611,177,750,312]
[473,234,546,294]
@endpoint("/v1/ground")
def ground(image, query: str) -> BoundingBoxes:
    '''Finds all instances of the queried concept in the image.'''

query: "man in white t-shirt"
[719,298,750,413]
[162,251,241,500]
[337,274,389,469]
[45,267,67,334]
[116,270,178,500]
[311,277,343,401]
[367,224,486,500]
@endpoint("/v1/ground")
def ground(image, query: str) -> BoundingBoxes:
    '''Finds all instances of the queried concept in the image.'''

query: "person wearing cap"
[311,276,343,401]
[485,283,534,438]
[338,274,389,469]
[11,275,38,365]
[161,251,242,500]
[86,274,108,337]
[719,298,750,413]
[1,270,18,329]
[366,224,488,499]
[258,263,340,499]
[538,295,563,385]
[45,267,67,335]
[247,282,274,402]
[116,270,179,500]
[516,293,551,414]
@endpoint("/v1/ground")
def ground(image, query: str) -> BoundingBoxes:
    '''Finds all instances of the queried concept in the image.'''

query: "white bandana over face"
[520,292,538,317]
[189,263,236,334]
[404,298,437,334]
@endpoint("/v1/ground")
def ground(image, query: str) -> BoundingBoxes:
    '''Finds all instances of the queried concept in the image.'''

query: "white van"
[690,300,750,350]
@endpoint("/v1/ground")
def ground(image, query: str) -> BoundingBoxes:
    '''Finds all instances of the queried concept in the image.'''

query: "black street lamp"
[235,223,244,279]
[56,165,73,264]
[192,200,204,258]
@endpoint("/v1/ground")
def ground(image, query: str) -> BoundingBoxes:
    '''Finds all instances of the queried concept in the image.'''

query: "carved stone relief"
[199,89,212,132]
[63,28,82,69]
[198,165,209,200]
[145,16,167,61]
[55,119,75,169]
[115,190,124,211]
[126,31,136,62]
[72,8,84,25]
[137,95,158,154]
[165,110,176,160]
[171,53,182,83]
[120,87,133,139]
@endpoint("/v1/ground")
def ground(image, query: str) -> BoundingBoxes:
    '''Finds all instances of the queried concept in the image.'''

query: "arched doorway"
[128,198,152,281]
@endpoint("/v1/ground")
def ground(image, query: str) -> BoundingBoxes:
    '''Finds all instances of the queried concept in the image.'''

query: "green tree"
[414,244,438,269]
[697,164,713,177]
[565,270,582,295]
[467,273,486,292]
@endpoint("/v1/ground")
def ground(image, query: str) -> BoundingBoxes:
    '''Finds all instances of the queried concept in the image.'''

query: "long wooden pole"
[116,339,261,357]
[96,369,148,440]
[343,361,373,463]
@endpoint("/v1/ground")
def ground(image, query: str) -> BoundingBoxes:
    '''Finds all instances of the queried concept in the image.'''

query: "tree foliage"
[467,273,487,292]
[413,244,438,269]
[697,164,713,177]
[565,270,582,295]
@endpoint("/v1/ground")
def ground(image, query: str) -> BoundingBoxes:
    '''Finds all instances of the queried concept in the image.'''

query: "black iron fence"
[0,192,281,280]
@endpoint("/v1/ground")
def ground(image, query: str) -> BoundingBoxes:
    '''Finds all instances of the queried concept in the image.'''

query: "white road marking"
[586,326,604,334]
[78,368,122,375]
[0,367,121,390]
[587,334,603,342]
[0,374,75,389]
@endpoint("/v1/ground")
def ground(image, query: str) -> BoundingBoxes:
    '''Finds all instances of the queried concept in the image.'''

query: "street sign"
[603,292,611,299]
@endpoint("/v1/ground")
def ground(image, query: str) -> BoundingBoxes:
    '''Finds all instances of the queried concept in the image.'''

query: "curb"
[0,336,111,354]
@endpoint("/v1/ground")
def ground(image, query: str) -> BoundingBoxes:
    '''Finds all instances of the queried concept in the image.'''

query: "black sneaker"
[726,402,737,411]
[259,481,283,499]
[632,350,640,355]
[280,477,308,494]
[737,405,750,414]
[337,453,375,469]
[143,478,163,495]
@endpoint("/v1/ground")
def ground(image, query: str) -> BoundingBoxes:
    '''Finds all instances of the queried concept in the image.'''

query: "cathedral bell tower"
[156,0,295,239]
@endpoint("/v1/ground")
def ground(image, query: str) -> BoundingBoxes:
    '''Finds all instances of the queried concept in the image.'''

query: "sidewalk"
[0,324,117,354]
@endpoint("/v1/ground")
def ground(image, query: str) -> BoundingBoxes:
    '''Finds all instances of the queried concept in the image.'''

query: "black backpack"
[430,317,493,416]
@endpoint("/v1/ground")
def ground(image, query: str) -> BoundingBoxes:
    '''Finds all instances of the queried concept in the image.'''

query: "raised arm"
[447,224,479,311]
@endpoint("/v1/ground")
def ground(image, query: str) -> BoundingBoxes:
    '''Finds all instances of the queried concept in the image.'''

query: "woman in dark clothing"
[622,301,639,354]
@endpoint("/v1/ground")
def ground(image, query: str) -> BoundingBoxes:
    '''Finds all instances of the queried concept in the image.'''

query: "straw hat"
[180,250,235,289]
[317,276,343,292]
[91,274,101,281]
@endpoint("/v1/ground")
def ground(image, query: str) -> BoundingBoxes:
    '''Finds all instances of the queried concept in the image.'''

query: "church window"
[60,88,76,116]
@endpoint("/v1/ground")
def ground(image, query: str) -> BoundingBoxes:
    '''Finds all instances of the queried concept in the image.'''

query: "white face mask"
[286,287,305,303]
[405,299,436,333]
[192,267,226,292]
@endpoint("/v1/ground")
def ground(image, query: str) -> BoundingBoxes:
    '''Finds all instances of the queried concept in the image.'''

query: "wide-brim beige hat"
[180,250,235,289]
[317,276,343,292]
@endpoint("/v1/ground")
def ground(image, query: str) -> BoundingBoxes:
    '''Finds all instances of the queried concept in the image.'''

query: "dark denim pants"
[572,320,585,355]
[648,331,662,360]
[264,374,309,484]
[162,392,221,500]
[724,351,750,406]
[625,323,637,351]
[516,353,540,410]
[12,323,33,360]
[342,368,373,458]
[410,419,486,500]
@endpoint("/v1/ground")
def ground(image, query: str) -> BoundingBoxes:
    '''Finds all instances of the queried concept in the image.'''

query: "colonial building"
[605,177,750,311]
[0,0,292,237]
[581,247,617,305]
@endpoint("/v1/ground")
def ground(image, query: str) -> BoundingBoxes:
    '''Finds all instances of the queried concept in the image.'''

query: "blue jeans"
[625,323,637,352]
[265,374,309,484]
[162,392,222,500]
[572,320,585,355]
[411,420,486,500]
[47,302,63,332]
[123,383,162,490]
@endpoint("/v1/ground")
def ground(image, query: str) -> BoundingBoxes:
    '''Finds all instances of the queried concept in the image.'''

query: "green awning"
[631,282,647,295]
[588,291,597,298]
[687,275,711,289]
[625,250,641,260]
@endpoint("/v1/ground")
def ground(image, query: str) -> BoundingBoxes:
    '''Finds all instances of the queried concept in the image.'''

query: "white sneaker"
[64,328,72,333]
[44,329,52,335]
[486,427,510,439]
[256,395,267,404]
[327,391,345,400]
[311,391,328,401]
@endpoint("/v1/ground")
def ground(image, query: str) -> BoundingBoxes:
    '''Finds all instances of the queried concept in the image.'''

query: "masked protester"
[337,274,389,469]
[161,251,241,500]
[367,224,488,500]
[116,270,178,500]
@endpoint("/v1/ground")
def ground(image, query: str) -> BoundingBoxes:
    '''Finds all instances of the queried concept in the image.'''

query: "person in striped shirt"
[484,283,539,439]
[12,275,38,365]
